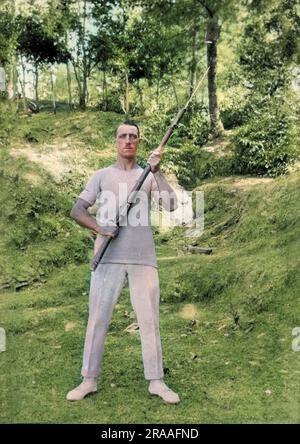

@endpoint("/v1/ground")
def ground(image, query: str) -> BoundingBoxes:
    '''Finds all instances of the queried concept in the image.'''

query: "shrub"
[163,142,235,189]
[220,90,250,129]
[141,102,210,152]
[169,102,210,147]
[232,105,297,177]
[162,142,203,189]
[0,101,16,147]
[97,90,123,114]
[139,111,167,150]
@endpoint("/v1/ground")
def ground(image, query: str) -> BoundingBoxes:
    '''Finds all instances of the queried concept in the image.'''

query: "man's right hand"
[92,225,119,238]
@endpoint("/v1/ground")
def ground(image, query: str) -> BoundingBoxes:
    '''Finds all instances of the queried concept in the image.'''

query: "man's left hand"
[147,150,161,173]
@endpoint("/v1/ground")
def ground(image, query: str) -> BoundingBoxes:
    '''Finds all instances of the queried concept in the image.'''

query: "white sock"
[148,379,180,403]
[149,378,165,385]
[83,377,97,384]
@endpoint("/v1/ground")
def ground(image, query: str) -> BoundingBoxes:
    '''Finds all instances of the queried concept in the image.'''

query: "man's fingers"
[149,150,161,159]
[152,150,161,156]
[96,227,119,238]
[108,228,119,238]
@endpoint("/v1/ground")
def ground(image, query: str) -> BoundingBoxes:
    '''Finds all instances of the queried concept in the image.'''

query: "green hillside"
[1,109,300,423]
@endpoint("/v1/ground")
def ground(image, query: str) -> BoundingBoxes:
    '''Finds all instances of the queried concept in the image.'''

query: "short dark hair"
[116,120,140,137]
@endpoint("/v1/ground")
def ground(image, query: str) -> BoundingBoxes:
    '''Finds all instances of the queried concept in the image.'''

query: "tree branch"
[198,0,214,17]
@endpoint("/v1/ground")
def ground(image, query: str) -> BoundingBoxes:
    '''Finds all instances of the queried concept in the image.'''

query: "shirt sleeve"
[78,170,102,206]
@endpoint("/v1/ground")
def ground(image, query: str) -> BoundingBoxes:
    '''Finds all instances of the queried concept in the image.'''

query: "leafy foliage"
[232,104,297,177]
[15,14,70,65]
[0,11,15,65]
[171,102,211,147]
[239,0,300,97]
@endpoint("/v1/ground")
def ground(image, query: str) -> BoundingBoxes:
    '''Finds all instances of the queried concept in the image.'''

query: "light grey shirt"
[79,164,160,268]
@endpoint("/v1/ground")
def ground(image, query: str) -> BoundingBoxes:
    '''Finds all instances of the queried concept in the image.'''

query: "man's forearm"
[70,198,118,237]
[70,199,99,233]
[153,170,178,212]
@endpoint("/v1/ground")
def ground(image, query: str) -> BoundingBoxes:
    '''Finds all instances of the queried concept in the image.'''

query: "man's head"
[116,120,140,160]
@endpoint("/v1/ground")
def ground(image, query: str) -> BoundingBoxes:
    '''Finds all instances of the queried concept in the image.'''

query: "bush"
[0,101,16,147]
[169,102,210,147]
[163,142,204,189]
[141,102,210,152]
[220,92,250,129]
[139,111,167,150]
[97,90,123,114]
[163,142,235,189]
[232,105,297,177]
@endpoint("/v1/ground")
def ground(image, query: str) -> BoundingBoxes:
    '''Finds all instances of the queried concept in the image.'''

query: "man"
[66,120,180,404]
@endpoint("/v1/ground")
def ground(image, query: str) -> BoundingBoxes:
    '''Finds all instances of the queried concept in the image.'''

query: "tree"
[15,8,70,111]
[0,4,17,101]
[199,0,224,135]
[48,0,78,109]
[117,13,186,113]
[232,0,300,178]
[239,0,300,98]
[139,0,230,135]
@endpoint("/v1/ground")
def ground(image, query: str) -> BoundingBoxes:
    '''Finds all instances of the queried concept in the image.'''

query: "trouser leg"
[127,264,164,380]
[81,263,126,378]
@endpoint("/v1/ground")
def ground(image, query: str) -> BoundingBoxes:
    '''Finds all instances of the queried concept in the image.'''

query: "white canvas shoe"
[66,379,97,401]
[149,380,180,404]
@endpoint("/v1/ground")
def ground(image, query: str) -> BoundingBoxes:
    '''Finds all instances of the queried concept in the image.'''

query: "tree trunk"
[35,62,39,102]
[50,68,56,115]
[8,55,17,101]
[7,0,17,101]
[136,80,144,113]
[171,79,179,110]
[86,81,89,106]
[15,70,20,111]
[20,58,27,111]
[189,23,198,98]
[79,0,87,110]
[72,62,82,109]
[206,14,224,136]
[80,74,87,110]
[65,34,73,110]
[124,71,129,116]
[66,61,73,109]
[156,79,160,107]
[102,68,108,111]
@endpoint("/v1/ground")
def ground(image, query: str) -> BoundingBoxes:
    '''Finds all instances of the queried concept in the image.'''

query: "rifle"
[91,67,210,272]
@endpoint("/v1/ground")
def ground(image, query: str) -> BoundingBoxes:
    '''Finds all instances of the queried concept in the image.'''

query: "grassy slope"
[0,109,300,423]
[0,109,125,291]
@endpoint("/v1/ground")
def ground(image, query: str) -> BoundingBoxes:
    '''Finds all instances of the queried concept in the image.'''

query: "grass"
[1,260,300,423]
[0,106,300,423]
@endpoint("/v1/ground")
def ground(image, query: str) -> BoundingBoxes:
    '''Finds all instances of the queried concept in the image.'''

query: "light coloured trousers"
[81,263,164,380]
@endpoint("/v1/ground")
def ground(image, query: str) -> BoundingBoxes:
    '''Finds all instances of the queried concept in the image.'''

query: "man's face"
[116,124,139,160]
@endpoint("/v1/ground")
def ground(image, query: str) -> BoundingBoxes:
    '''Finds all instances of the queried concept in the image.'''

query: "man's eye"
[118,134,138,140]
